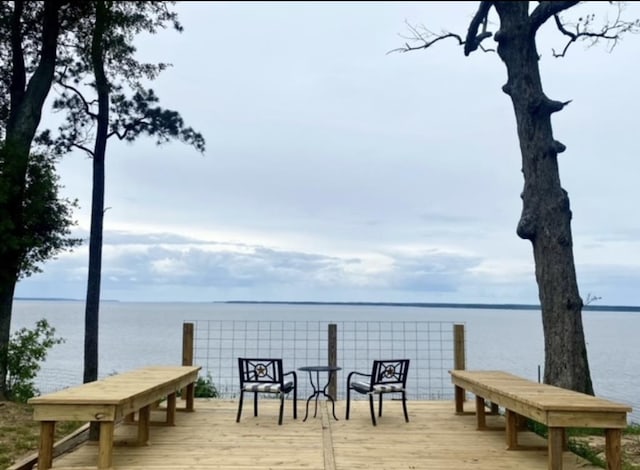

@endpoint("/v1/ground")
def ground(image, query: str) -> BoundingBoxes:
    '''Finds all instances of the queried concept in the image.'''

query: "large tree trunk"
[493,3,593,394]
[0,276,18,400]
[0,0,62,399]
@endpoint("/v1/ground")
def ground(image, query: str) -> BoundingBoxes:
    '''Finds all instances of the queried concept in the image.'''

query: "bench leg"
[167,392,177,425]
[505,409,519,449]
[548,427,564,470]
[475,395,487,430]
[37,421,56,470]
[454,385,465,413]
[186,381,195,411]
[98,421,115,469]
[137,405,151,445]
[605,428,623,470]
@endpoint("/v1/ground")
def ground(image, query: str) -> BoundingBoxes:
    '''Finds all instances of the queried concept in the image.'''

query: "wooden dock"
[39,399,600,469]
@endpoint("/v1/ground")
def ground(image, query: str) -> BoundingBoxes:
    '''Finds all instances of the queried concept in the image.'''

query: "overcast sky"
[14,1,640,305]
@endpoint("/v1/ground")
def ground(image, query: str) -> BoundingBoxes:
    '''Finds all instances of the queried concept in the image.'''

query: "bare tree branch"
[387,21,464,54]
[551,4,640,57]
[530,1,580,32]
[71,141,95,157]
[56,81,99,119]
[464,1,494,56]
[389,5,496,56]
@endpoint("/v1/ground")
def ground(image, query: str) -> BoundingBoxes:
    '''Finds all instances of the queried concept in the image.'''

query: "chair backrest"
[238,358,285,386]
[370,359,410,388]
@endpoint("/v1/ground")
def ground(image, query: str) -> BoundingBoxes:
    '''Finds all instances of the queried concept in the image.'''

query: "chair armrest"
[284,370,297,387]
[347,371,370,386]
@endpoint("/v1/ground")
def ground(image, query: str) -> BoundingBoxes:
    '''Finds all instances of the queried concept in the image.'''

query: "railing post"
[454,324,466,404]
[181,323,194,401]
[182,322,194,366]
[328,324,337,399]
[453,324,465,370]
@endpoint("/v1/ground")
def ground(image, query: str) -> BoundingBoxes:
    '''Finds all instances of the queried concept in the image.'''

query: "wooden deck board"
[44,399,600,470]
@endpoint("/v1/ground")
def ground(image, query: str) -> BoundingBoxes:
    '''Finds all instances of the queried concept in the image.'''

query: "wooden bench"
[28,365,201,470]
[450,370,631,470]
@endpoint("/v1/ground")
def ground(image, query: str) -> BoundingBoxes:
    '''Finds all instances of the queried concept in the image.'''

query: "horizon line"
[13,297,640,312]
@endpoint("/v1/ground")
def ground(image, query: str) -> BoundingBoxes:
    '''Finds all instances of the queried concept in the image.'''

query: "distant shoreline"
[14,297,639,312]
[224,300,640,312]
[14,297,120,303]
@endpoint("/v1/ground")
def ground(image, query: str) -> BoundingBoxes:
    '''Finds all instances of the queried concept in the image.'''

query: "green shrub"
[194,374,218,398]
[625,422,640,435]
[6,318,64,402]
[568,439,606,468]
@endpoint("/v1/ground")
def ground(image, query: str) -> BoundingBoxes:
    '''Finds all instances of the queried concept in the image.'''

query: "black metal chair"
[236,358,297,425]
[345,359,410,426]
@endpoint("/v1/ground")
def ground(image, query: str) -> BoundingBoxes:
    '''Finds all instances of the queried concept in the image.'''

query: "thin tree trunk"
[84,0,109,441]
[84,0,109,385]
[494,2,593,394]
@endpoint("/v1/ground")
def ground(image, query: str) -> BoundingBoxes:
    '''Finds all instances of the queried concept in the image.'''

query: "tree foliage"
[0,1,204,401]
[0,148,81,279]
[0,0,85,399]
[37,1,205,398]
[6,318,64,403]
[49,2,205,157]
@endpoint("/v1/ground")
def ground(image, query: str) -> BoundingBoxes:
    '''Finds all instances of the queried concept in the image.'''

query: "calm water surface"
[11,300,639,422]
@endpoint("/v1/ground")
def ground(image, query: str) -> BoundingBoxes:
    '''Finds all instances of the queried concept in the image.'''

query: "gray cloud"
[17,230,482,301]
[16,2,640,306]
[16,226,640,305]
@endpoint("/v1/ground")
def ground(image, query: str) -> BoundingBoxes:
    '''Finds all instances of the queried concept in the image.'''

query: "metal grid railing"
[33,368,83,395]
[187,320,461,401]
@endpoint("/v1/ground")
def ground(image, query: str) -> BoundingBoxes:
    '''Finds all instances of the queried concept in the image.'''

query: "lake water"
[10,300,640,422]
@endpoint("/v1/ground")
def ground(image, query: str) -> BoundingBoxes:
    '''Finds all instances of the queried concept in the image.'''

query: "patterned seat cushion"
[372,383,404,393]
[351,380,404,394]
[243,381,294,393]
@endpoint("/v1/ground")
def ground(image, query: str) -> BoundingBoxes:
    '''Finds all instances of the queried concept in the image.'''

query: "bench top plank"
[450,370,631,413]
[28,365,201,406]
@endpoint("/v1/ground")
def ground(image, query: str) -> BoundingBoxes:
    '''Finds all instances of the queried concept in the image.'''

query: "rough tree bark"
[397,0,614,394]
[490,2,593,394]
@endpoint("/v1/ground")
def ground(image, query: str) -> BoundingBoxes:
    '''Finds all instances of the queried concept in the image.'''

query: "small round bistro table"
[298,365,342,421]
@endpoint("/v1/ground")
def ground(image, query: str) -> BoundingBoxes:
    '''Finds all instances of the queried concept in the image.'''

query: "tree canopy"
[0,0,204,399]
